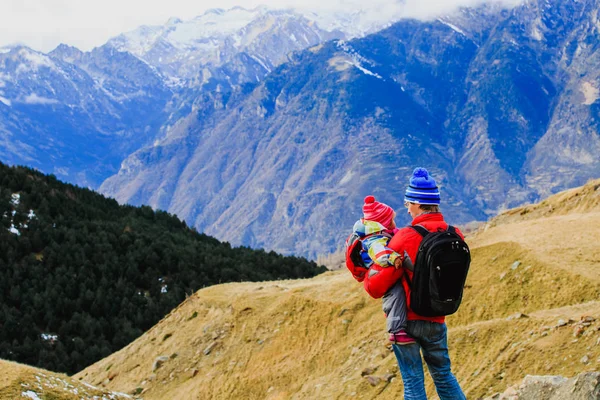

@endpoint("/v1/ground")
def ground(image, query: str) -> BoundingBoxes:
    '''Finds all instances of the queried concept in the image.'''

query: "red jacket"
[363,212,464,324]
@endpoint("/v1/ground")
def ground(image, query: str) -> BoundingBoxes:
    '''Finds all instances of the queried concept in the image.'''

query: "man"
[363,167,466,400]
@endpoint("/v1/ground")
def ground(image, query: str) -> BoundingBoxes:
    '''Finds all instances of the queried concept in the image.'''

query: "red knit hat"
[362,195,395,229]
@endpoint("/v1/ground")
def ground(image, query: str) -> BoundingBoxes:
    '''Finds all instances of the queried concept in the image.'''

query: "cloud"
[401,0,522,18]
[0,0,523,52]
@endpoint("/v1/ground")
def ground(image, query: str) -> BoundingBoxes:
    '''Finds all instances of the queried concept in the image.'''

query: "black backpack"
[404,225,470,317]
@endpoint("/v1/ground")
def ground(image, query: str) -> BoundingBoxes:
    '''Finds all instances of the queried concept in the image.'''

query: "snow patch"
[9,224,20,235]
[339,170,354,185]
[11,193,20,206]
[16,49,57,73]
[0,96,10,106]
[437,18,466,36]
[249,54,271,72]
[23,93,59,105]
[581,82,599,105]
[41,333,58,342]
[348,61,382,78]
[21,391,42,400]
[335,41,382,79]
[531,25,543,41]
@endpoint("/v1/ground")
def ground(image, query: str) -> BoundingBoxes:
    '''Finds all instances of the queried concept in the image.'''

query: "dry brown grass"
[5,179,600,399]
[71,266,600,400]
[452,242,600,327]
[0,359,130,399]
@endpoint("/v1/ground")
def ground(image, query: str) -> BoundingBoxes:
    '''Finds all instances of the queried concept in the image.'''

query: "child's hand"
[394,256,402,269]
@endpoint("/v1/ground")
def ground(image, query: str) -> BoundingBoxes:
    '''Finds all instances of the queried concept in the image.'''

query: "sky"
[0,0,522,53]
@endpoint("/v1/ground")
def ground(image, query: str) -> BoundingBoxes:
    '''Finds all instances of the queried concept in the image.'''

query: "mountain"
[74,179,600,399]
[0,7,347,189]
[108,7,345,88]
[0,162,325,374]
[0,45,172,187]
[101,0,600,258]
[99,19,480,258]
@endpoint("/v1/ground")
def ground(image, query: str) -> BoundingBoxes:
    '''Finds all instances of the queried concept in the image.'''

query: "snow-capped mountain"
[108,7,345,88]
[0,45,172,187]
[0,6,348,188]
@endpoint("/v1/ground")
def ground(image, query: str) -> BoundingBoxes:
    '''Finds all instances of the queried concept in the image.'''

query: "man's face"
[404,201,421,219]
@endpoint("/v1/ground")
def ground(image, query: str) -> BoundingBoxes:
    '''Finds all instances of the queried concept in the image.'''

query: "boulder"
[485,372,600,399]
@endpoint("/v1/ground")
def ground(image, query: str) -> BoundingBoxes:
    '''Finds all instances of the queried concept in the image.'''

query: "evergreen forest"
[0,162,326,374]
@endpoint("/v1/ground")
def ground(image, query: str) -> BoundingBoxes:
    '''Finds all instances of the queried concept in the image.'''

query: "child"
[352,195,414,345]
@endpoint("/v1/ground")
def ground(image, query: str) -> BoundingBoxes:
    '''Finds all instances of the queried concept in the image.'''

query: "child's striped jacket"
[352,219,401,268]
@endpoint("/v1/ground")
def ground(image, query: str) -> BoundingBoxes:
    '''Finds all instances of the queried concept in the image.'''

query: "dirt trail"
[528,300,600,319]
[469,212,600,282]
[451,300,600,333]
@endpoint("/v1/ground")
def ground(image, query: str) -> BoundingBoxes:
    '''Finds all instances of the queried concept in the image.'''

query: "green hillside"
[0,162,326,374]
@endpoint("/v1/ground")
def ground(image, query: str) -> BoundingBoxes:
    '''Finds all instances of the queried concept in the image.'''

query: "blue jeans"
[392,320,465,400]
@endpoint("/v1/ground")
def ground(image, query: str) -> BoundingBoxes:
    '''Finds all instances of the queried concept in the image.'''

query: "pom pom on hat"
[413,167,429,178]
[363,195,394,228]
[404,167,441,205]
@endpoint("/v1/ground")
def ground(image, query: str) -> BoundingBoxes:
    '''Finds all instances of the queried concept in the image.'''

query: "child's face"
[389,212,397,229]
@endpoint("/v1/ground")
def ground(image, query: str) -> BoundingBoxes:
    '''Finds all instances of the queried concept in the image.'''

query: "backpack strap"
[412,224,456,235]
[403,268,412,289]
[404,225,429,288]
[409,224,430,237]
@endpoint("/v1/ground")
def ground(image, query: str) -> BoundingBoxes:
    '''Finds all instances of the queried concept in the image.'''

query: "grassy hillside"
[71,274,600,400]
[0,359,130,399]
[0,162,325,374]
[68,179,600,399]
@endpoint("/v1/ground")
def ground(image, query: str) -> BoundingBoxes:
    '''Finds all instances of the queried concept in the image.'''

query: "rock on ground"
[486,372,600,400]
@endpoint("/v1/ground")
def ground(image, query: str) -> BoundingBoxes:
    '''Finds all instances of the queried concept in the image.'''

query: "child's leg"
[382,280,408,334]
[383,281,415,345]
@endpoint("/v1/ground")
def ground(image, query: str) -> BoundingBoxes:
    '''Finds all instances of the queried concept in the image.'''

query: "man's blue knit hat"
[404,167,441,205]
